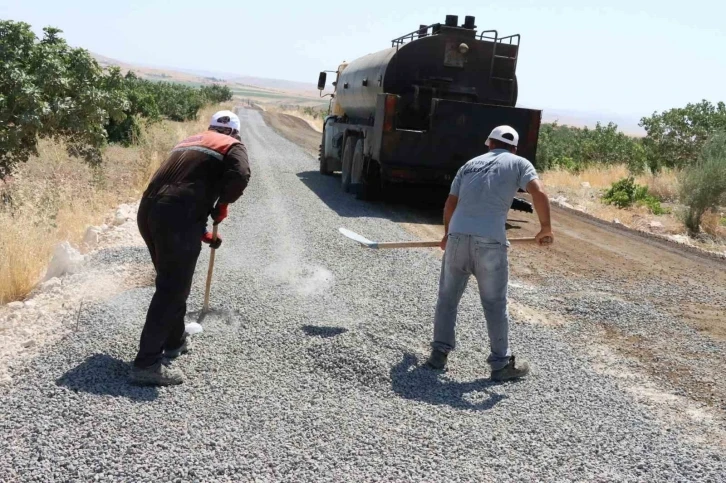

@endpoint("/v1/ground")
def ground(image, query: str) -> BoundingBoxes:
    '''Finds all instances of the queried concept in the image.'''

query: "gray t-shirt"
[449,149,538,244]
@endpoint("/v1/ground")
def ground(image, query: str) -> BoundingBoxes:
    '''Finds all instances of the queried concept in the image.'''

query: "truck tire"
[351,139,364,187]
[357,157,382,201]
[341,136,356,193]
[319,132,333,176]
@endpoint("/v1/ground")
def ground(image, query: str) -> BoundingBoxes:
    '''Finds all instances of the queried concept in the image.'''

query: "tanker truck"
[316,14,542,200]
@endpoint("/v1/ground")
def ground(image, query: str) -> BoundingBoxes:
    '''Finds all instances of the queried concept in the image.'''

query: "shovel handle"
[202,225,218,313]
[371,237,544,249]
[376,241,441,248]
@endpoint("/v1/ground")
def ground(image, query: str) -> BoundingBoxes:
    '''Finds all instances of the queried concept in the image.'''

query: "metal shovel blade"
[339,228,377,248]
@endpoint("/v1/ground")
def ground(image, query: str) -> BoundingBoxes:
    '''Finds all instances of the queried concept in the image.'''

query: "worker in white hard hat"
[132,110,251,386]
[426,125,553,381]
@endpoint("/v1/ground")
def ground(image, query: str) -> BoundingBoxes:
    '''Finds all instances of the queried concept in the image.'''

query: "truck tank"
[335,17,519,128]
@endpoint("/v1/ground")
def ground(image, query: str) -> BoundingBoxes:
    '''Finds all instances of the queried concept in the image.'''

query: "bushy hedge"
[537,100,726,175]
[537,122,646,173]
[0,20,233,177]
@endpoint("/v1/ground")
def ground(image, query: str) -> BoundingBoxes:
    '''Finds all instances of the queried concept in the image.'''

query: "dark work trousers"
[134,196,203,368]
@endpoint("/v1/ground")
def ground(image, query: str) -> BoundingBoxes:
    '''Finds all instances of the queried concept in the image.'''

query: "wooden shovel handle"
[374,237,540,249]
[376,241,441,248]
[202,225,218,313]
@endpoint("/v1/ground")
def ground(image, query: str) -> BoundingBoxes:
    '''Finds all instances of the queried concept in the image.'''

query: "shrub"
[603,176,668,214]
[679,132,726,235]
[200,84,233,104]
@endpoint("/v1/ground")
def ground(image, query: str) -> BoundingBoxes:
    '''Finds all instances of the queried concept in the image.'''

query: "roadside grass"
[541,165,680,201]
[542,164,725,250]
[0,104,227,304]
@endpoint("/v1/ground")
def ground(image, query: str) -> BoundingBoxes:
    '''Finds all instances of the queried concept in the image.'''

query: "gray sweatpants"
[432,233,512,370]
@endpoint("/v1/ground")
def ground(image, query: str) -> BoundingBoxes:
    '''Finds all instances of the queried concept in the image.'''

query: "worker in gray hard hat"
[426,125,553,381]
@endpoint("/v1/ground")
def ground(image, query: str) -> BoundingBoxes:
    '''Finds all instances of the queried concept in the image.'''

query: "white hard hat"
[210,110,240,131]
[485,125,519,147]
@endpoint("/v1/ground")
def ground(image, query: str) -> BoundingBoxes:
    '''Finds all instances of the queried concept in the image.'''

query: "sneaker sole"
[163,349,189,359]
[491,371,529,382]
[130,376,183,386]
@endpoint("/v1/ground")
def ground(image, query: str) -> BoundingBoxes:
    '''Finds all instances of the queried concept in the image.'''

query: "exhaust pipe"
[445,15,458,27]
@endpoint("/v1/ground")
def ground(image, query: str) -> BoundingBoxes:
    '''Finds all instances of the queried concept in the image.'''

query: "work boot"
[164,338,190,359]
[425,349,448,370]
[131,359,184,386]
[491,355,530,381]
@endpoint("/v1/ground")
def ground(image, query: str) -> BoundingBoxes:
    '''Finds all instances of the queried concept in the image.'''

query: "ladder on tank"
[479,31,520,105]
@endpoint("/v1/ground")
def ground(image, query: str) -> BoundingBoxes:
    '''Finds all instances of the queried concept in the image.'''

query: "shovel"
[339,228,543,249]
[186,225,219,335]
[202,224,219,313]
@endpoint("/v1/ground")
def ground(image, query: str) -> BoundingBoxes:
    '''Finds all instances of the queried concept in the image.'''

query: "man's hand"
[211,203,229,225]
[440,235,448,251]
[526,179,553,247]
[202,231,222,249]
[535,227,554,246]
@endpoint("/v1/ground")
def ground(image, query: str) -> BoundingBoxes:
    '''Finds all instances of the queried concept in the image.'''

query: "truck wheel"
[319,145,331,175]
[358,158,382,201]
[319,132,333,175]
[351,139,364,189]
[341,136,356,193]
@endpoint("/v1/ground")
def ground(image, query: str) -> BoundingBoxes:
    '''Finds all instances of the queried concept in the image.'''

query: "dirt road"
[1,108,724,481]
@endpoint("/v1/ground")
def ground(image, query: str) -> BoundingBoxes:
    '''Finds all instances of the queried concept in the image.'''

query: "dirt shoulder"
[0,203,153,385]
[260,110,320,159]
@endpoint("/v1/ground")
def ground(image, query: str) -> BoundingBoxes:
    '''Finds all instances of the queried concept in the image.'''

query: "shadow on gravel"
[56,354,158,401]
[390,353,506,411]
[302,325,348,338]
[296,171,444,223]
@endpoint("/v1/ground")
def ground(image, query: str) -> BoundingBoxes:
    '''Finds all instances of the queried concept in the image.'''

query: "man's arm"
[525,179,554,245]
[440,195,458,250]
[218,143,251,204]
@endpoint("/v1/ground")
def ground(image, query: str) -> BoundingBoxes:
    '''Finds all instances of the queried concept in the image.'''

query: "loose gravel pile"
[1,109,724,482]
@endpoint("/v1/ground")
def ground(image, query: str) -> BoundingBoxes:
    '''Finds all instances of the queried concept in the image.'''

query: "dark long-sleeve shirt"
[143,131,251,223]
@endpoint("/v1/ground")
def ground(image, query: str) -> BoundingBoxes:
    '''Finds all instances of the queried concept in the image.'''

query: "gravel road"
[1,108,724,482]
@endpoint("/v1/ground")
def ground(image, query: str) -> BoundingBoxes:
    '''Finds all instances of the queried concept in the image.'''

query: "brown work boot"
[425,349,449,370]
[491,355,530,381]
[131,359,184,386]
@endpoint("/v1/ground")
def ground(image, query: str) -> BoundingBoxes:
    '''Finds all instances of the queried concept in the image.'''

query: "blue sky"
[2,0,724,123]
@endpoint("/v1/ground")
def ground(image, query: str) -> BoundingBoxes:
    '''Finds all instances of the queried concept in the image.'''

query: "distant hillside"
[540,109,644,136]
[91,53,643,134]
[91,53,324,107]
[92,53,317,93]
[230,76,317,94]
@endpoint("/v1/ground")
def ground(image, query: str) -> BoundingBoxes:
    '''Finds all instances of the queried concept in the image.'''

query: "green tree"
[679,132,726,235]
[0,21,127,178]
[640,100,726,171]
[536,121,644,173]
